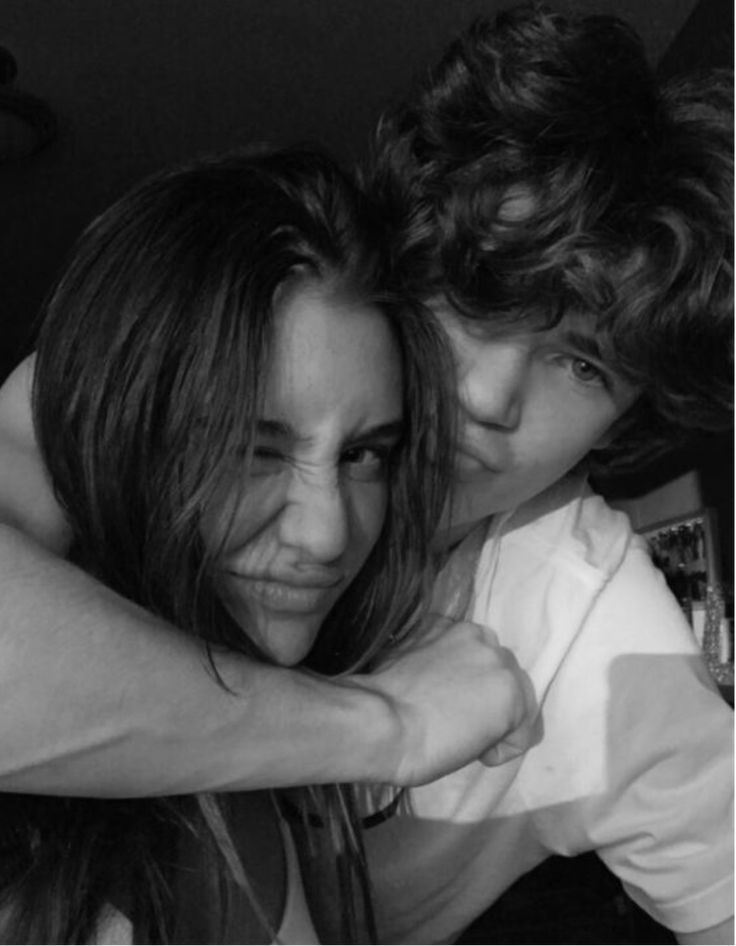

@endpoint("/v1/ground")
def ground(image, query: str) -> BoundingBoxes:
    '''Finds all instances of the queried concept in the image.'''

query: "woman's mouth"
[225,574,340,613]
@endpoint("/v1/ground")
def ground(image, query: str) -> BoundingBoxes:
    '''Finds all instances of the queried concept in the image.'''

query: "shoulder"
[471,472,721,714]
[0,354,71,552]
[470,474,637,668]
[93,905,133,944]
[516,491,732,824]
[498,472,636,577]
[0,355,35,446]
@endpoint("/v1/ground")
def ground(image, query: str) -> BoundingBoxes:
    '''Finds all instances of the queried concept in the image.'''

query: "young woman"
[0,146,454,943]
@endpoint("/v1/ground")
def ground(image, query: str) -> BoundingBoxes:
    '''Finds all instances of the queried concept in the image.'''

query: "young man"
[0,3,732,944]
[340,5,733,943]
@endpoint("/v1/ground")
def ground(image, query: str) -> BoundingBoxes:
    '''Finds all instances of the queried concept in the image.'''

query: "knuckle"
[496,664,527,722]
[462,620,500,646]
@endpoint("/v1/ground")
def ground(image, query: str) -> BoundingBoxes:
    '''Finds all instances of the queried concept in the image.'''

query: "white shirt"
[363,474,734,943]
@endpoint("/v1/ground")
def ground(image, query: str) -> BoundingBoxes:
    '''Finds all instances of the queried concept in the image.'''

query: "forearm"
[676,917,734,944]
[0,358,532,796]
[0,524,401,796]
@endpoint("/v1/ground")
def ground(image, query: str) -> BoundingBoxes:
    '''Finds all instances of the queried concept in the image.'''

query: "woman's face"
[201,278,404,666]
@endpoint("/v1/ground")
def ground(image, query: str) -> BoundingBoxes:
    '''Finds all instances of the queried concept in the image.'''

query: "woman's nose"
[279,469,350,564]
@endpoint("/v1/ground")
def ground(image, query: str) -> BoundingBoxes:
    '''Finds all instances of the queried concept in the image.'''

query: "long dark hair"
[1,147,454,942]
[369,2,733,473]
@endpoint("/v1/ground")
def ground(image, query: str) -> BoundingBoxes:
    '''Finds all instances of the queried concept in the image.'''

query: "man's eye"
[569,357,606,386]
[341,445,391,481]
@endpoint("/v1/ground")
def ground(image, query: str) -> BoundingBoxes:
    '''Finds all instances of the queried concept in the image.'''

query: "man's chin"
[438,487,504,544]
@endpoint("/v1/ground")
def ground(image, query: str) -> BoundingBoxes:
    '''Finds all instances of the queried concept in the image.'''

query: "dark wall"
[660,0,734,583]
[595,0,733,580]
[658,0,733,75]
[0,0,699,379]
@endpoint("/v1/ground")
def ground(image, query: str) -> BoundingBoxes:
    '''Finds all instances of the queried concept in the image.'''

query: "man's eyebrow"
[559,327,606,361]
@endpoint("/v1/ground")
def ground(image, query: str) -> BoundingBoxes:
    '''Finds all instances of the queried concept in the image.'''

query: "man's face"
[433,298,640,542]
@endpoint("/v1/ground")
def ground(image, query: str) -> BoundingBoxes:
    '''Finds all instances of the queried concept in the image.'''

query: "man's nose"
[457,342,526,429]
[279,469,350,564]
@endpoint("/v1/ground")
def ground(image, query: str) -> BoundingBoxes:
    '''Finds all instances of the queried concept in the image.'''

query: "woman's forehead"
[262,278,403,441]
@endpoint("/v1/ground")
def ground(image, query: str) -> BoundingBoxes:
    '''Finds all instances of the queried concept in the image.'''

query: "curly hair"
[369,2,733,473]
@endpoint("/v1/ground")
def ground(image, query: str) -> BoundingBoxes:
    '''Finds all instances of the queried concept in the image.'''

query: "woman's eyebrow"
[348,419,404,442]
[255,418,405,447]
[255,419,291,438]
[258,419,404,437]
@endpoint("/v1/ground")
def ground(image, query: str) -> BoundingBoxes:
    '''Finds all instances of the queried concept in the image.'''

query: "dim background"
[0,0,733,571]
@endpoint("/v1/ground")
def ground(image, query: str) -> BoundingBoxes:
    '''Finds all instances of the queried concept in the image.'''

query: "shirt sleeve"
[527,542,734,935]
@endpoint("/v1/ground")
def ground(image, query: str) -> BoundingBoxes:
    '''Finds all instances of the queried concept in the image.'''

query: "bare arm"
[676,917,734,945]
[0,357,532,796]
[0,356,71,553]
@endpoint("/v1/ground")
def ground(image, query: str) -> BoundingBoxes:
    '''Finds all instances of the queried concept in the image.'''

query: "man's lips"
[453,445,503,479]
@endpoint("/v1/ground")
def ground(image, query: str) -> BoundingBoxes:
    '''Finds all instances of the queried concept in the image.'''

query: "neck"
[434,517,486,555]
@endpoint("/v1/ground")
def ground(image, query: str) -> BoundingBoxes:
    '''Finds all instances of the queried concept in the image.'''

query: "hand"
[362,615,538,787]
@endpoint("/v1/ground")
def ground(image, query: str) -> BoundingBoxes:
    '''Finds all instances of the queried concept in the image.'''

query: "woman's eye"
[248,446,285,476]
[341,445,391,482]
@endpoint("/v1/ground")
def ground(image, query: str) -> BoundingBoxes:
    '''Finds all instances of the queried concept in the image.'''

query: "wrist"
[294,670,405,785]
